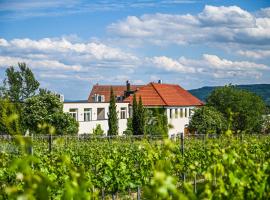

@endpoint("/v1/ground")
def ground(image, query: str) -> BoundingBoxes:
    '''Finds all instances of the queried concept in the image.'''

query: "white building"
[63,81,204,136]
[63,102,129,135]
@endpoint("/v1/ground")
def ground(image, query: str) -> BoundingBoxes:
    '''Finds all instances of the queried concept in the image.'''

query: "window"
[84,108,92,121]
[97,108,105,120]
[189,108,193,117]
[69,108,78,121]
[98,95,104,102]
[175,109,178,118]
[180,108,183,118]
[170,109,173,118]
[120,107,127,119]
[185,108,187,118]
[94,94,105,102]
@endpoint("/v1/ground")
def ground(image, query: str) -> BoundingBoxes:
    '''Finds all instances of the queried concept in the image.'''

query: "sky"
[0,0,270,100]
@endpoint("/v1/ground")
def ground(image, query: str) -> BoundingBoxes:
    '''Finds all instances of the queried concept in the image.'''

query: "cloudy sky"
[0,0,269,100]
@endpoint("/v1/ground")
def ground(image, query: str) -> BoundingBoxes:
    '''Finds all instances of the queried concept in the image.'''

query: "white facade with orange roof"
[63,81,203,136]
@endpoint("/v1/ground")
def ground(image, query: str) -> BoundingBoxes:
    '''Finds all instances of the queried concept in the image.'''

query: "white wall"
[63,102,129,135]
[166,106,195,137]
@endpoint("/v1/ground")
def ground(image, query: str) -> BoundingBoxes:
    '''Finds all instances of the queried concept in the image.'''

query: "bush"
[188,106,227,134]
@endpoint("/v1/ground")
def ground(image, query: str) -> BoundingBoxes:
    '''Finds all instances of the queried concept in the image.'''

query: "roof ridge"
[150,83,168,106]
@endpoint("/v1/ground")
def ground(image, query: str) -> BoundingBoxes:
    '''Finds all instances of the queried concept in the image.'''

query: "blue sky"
[0,0,270,100]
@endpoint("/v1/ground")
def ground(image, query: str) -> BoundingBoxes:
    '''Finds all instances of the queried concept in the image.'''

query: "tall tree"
[207,85,266,133]
[132,93,139,135]
[23,92,78,134]
[137,96,145,135]
[2,63,39,102]
[107,87,118,135]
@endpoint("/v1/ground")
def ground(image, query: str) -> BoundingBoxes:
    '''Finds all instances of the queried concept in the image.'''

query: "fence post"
[180,132,185,182]
[193,174,197,193]
[101,188,105,200]
[48,134,52,152]
[137,187,141,200]
[181,132,184,157]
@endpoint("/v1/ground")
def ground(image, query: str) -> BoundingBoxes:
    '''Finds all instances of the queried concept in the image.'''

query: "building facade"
[63,81,203,136]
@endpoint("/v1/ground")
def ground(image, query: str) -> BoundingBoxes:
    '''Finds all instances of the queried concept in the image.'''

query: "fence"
[1,133,269,199]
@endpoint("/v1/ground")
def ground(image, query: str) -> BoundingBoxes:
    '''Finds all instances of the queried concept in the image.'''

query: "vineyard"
[0,134,269,199]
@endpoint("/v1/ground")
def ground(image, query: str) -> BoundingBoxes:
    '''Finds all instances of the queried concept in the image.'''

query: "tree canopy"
[206,85,266,133]
[188,106,227,134]
[1,63,39,102]
[22,92,78,134]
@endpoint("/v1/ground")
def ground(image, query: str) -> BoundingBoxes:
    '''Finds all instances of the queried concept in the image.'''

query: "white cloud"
[203,54,267,70]
[108,5,270,46]
[0,37,139,72]
[198,5,255,28]
[237,49,270,59]
[149,54,269,79]
[0,56,82,71]
[149,56,196,73]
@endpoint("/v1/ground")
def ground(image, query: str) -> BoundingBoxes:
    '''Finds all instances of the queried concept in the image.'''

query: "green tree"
[92,124,105,136]
[0,98,21,135]
[2,63,39,102]
[188,106,227,134]
[22,92,78,134]
[145,108,169,136]
[107,88,118,135]
[132,94,139,135]
[49,112,78,135]
[207,85,266,133]
[137,96,145,135]
[124,118,133,135]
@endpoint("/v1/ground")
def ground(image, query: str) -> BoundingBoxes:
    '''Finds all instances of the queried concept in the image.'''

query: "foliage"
[92,124,105,136]
[132,93,139,135]
[131,95,146,135]
[262,115,270,134]
[22,92,78,134]
[124,118,133,135]
[1,63,40,102]
[189,84,270,106]
[137,96,146,135]
[0,134,269,199]
[0,98,21,135]
[188,106,227,134]
[206,85,266,133]
[107,88,118,135]
[49,112,78,135]
[145,108,169,136]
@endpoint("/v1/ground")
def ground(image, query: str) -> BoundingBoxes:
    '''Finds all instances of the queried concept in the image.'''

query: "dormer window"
[93,94,105,102]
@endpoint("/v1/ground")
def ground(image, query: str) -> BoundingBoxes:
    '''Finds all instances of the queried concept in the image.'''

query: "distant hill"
[189,84,270,105]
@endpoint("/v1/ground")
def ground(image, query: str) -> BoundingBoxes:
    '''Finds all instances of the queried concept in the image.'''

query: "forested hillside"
[189,84,270,105]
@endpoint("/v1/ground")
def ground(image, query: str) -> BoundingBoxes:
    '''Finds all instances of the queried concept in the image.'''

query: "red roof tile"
[88,84,142,102]
[124,83,204,106]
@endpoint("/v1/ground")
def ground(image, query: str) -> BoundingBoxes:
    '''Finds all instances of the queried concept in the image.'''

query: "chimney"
[158,80,163,84]
[126,80,131,92]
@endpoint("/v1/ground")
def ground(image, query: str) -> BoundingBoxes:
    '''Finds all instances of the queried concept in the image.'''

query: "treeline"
[189,85,270,134]
[0,63,78,135]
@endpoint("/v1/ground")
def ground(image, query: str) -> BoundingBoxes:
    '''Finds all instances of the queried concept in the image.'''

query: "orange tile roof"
[88,84,142,102]
[124,83,204,106]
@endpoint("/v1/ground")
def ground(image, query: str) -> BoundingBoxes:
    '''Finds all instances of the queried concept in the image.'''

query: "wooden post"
[181,132,184,157]
[101,188,105,200]
[180,132,186,182]
[48,134,52,152]
[194,174,197,193]
[137,187,141,200]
